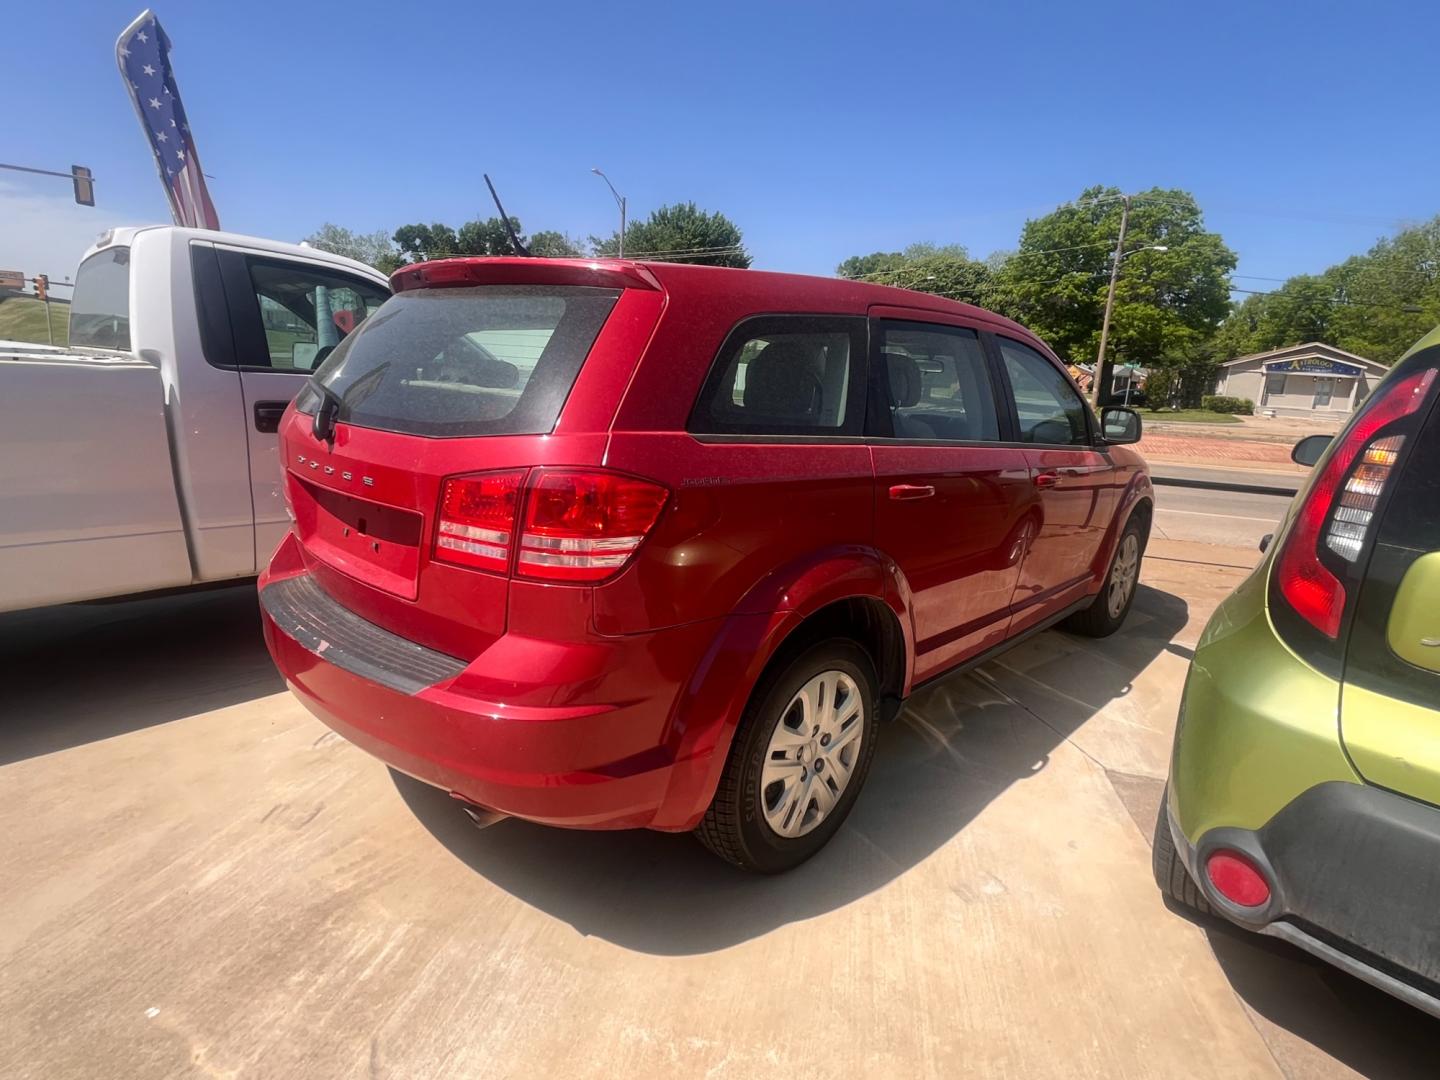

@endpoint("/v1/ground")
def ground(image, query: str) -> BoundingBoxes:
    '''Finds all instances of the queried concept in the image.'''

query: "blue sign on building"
[1263,357,1365,376]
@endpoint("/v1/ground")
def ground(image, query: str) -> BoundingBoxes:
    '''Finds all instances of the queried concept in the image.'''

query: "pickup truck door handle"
[253,400,289,434]
[888,483,936,501]
[1033,470,1060,489]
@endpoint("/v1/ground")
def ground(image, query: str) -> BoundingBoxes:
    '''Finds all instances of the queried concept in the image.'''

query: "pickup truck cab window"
[69,247,132,350]
[245,259,388,372]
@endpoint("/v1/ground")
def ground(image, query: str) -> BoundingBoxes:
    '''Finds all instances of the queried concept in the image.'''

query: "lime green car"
[1156,327,1440,1017]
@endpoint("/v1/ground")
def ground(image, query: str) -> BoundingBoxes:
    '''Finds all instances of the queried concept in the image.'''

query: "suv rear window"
[301,285,619,437]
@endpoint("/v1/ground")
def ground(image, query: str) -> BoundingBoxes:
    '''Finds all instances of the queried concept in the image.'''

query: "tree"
[527,230,585,258]
[834,242,995,307]
[836,242,972,281]
[303,223,401,273]
[387,217,584,264]
[836,250,909,280]
[991,186,1236,365]
[1212,217,1440,365]
[591,202,750,267]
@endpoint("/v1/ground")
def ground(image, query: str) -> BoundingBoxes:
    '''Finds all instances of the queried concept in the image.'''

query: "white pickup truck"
[0,225,390,612]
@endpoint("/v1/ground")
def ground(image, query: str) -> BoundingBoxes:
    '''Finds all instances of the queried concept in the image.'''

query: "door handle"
[888,483,936,501]
[1034,470,1060,489]
[253,400,289,433]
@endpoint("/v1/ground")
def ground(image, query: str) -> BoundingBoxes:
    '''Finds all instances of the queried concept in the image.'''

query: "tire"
[1065,514,1146,637]
[1152,788,1212,914]
[696,639,879,873]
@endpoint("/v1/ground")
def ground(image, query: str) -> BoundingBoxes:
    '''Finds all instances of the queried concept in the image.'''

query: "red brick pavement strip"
[1136,431,1304,469]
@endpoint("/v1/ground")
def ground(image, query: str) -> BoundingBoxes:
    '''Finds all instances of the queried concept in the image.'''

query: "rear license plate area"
[290,473,423,599]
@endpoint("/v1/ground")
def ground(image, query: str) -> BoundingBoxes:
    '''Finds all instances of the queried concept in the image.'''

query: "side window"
[998,337,1091,446]
[69,247,132,350]
[689,316,867,436]
[873,322,998,441]
[245,259,388,371]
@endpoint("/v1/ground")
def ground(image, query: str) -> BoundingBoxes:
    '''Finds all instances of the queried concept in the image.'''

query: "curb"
[1151,475,1298,498]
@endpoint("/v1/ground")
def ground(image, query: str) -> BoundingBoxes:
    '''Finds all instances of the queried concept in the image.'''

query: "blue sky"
[6,0,1438,289]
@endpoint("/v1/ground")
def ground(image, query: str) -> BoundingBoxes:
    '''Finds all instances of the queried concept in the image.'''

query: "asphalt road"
[1152,483,1294,549]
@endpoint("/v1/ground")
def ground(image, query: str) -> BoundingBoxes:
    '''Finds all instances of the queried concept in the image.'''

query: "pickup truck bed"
[0,225,389,614]
[0,348,189,610]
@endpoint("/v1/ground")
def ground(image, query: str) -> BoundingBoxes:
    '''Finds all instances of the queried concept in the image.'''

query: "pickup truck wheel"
[1152,787,1212,915]
[696,640,878,873]
[1064,517,1145,638]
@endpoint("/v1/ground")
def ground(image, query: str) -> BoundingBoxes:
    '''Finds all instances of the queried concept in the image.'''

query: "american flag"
[115,10,220,230]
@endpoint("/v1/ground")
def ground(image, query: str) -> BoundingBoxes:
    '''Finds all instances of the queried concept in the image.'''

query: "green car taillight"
[1272,367,1437,651]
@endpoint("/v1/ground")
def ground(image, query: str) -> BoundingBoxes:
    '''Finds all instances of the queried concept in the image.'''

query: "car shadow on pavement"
[0,582,282,766]
[1164,903,1440,1077]
[394,582,1189,957]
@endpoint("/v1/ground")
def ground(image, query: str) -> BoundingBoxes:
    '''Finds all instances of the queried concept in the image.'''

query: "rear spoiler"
[390,257,662,294]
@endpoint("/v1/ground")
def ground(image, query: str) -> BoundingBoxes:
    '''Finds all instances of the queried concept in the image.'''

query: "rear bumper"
[1168,784,1440,1020]
[259,561,726,831]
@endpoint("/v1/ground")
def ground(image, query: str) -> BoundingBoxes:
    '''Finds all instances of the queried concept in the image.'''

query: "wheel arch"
[650,549,914,831]
[1091,473,1155,581]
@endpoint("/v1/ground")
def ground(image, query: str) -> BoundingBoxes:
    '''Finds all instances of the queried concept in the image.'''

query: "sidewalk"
[1137,430,1309,472]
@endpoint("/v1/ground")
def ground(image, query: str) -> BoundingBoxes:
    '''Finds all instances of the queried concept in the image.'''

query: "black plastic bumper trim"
[1261,921,1440,1021]
[1171,783,1440,1018]
[261,574,466,695]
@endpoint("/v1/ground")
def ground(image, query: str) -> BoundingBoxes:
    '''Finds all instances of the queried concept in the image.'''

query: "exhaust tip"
[450,792,508,830]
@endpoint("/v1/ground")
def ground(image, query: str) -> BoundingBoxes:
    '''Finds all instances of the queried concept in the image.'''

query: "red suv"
[260,258,1151,871]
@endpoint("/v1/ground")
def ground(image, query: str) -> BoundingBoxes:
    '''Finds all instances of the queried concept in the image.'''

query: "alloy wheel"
[1107,532,1140,618]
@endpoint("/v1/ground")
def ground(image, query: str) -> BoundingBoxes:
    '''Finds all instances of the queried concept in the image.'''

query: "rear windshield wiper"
[312,382,342,446]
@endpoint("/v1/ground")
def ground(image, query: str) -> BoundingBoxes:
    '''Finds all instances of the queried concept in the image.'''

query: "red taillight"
[435,469,526,574]
[518,470,669,582]
[433,468,668,582]
[1274,368,1436,638]
[1205,850,1271,908]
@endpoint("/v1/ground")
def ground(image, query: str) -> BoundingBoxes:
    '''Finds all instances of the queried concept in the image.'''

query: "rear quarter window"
[302,285,619,438]
[69,247,132,350]
[688,315,868,437]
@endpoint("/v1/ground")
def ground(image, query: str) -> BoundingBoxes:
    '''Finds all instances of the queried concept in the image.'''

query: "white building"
[1214,342,1389,419]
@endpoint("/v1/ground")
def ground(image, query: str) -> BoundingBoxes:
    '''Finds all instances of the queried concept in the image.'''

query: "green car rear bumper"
[1170,555,1440,1017]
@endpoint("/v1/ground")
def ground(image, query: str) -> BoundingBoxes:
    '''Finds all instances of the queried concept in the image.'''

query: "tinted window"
[874,322,998,441]
[690,316,867,436]
[69,247,131,350]
[302,285,619,438]
[999,337,1091,445]
[247,259,388,371]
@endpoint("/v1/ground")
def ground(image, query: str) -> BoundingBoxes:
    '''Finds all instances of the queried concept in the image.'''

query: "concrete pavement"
[3,543,1438,1079]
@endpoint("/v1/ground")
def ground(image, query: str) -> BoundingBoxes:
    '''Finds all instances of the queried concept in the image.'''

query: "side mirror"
[1292,434,1331,467]
[1100,406,1142,445]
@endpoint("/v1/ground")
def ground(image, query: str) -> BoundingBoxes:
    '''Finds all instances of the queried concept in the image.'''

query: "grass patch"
[0,296,69,346]
[1142,409,1241,424]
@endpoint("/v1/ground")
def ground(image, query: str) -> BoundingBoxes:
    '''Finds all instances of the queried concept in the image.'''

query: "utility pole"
[1091,195,1130,408]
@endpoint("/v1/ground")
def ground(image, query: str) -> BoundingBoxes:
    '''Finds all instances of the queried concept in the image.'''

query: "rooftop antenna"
[483,173,530,257]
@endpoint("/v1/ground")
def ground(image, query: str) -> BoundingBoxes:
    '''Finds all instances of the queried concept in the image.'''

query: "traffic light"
[71,166,94,207]
[34,275,48,301]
